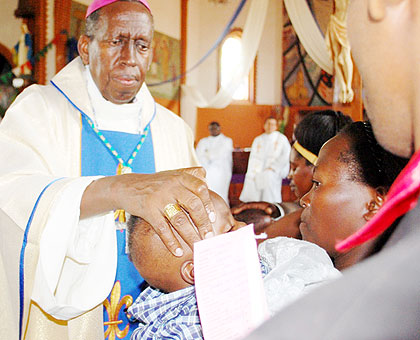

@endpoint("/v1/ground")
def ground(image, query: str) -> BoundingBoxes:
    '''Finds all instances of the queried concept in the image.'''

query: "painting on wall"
[146,31,181,102]
[282,0,334,107]
[68,1,87,62]
[70,1,87,40]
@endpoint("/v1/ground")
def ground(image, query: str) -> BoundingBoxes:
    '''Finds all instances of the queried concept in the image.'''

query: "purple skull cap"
[86,0,151,18]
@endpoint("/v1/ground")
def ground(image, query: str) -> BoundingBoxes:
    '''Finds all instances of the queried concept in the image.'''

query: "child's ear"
[363,187,386,221]
[180,260,194,285]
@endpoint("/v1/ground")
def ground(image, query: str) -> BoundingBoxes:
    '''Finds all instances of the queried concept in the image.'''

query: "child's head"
[128,191,233,293]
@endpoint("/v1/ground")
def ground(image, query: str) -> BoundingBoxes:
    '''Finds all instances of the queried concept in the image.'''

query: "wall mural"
[146,31,180,102]
[282,0,334,107]
[68,1,87,62]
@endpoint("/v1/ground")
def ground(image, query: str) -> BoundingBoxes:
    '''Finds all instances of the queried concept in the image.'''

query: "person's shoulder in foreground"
[244,0,420,338]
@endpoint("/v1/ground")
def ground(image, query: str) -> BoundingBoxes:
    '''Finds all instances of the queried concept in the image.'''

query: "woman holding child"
[125,117,408,338]
[298,121,407,269]
[259,120,408,314]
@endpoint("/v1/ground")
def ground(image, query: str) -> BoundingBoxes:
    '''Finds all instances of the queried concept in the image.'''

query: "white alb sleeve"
[31,176,117,320]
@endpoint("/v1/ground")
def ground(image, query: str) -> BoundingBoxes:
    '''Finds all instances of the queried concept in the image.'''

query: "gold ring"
[164,203,182,219]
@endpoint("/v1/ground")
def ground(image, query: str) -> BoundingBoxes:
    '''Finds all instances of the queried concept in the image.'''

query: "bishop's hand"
[81,167,233,257]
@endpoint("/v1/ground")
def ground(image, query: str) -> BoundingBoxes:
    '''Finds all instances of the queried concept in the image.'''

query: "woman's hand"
[233,208,273,234]
[231,201,280,217]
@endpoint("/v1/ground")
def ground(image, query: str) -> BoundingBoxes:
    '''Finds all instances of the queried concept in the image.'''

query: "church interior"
[0,0,363,206]
[2,2,419,338]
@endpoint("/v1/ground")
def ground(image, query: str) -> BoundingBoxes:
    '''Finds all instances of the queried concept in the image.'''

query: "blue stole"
[81,121,155,340]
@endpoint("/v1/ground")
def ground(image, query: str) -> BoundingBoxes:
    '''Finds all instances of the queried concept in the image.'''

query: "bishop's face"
[80,1,154,104]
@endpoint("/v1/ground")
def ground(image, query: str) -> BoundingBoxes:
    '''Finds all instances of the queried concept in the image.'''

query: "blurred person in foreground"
[245,1,420,338]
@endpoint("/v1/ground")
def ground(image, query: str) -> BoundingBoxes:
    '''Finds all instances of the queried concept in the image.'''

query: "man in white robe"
[240,117,291,203]
[196,122,233,204]
[0,1,232,339]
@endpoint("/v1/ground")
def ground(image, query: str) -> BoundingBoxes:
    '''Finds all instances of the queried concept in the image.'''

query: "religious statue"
[12,23,33,76]
[325,0,354,103]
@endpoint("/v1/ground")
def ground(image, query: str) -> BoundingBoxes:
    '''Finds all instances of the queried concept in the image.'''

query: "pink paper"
[194,224,269,340]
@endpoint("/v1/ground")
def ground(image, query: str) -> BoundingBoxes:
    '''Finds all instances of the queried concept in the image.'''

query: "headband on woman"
[293,141,318,165]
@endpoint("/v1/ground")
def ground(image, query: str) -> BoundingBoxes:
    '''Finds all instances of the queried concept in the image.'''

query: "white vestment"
[196,133,233,204]
[240,131,290,203]
[0,57,198,340]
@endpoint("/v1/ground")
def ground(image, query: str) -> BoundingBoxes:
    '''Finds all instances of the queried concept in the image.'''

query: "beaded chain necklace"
[88,103,156,175]
[50,80,157,223]
[87,104,155,223]
[51,80,156,175]
[85,105,156,223]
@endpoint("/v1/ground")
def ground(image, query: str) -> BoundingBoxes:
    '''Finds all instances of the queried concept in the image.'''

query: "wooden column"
[35,0,47,84]
[54,0,72,73]
[180,0,188,86]
[15,0,47,84]
[178,0,189,114]
[0,44,14,67]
